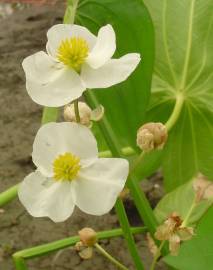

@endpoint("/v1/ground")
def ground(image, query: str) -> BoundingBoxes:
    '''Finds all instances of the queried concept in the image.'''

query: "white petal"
[81,53,141,88]
[18,171,75,222]
[74,158,129,215]
[22,51,85,107]
[32,122,98,176]
[46,24,96,58]
[86,24,116,69]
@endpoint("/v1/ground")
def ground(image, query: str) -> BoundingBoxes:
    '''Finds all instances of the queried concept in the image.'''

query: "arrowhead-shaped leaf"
[143,0,213,190]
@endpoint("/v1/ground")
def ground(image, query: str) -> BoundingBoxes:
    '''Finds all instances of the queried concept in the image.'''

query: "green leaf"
[154,179,213,225]
[164,206,213,270]
[143,0,213,190]
[76,0,154,151]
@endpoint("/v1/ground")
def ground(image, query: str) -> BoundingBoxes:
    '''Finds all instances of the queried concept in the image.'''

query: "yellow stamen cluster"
[53,152,81,181]
[57,37,89,72]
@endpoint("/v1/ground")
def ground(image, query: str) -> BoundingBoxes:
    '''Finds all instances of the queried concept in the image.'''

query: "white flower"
[22,24,141,107]
[18,122,129,222]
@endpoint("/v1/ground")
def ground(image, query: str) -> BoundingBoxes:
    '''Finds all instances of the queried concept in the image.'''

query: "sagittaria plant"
[0,0,212,270]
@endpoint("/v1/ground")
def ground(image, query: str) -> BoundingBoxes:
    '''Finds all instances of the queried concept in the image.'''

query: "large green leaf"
[76,0,154,152]
[164,206,213,270]
[143,0,213,190]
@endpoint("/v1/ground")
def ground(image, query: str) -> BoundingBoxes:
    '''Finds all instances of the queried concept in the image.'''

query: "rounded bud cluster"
[64,102,92,126]
[78,227,97,247]
[136,122,168,152]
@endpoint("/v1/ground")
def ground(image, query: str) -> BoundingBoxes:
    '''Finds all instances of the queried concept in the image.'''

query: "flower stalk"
[74,99,81,123]
[149,241,165,270]
[0,184,19,206]
[13,226,146,270]
[165,93,184,132]
[95,243,129,270]
[129,91,185,174]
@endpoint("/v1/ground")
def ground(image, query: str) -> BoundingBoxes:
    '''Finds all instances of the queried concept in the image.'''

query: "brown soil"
[0,4,168,270]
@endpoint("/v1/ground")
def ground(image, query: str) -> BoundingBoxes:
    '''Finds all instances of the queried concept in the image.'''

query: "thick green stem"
[127,175,158,235]
[165,93,184,132]
[74,99,81,123]
[13,226,146,269]
[85,90,156,264]
[84,91,157,234]
[95,243,129,270]
[115,199,145,269]
[13,256,28,270]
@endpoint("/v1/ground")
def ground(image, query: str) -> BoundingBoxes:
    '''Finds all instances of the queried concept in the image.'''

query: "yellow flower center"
[57,37,89,72]
[53,152,81,181]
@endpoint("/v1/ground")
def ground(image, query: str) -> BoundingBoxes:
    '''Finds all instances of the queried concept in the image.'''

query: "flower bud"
[75,241,93,260]
[78,228,97,247]
[137,122,168,152]
[193,174,213,202]
[64,102,92,126]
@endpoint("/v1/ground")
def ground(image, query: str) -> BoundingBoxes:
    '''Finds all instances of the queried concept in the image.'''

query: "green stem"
[115,199,145,269]
[41,107,59,125]
[85,90,156,264]
[149,241,165,270]
[13,256,28,270]
[99,146,135,158]
[0,184,19,206]
[181,198,196,227]
[63,0,79,24]
[74,99,81,123]
[13,227,146,269]
[127,175,158,235]
[165,93,184,132]
[84,91,157,234]
[130,151,146,173]
[128,92,185,175]
[95,243,129,270]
